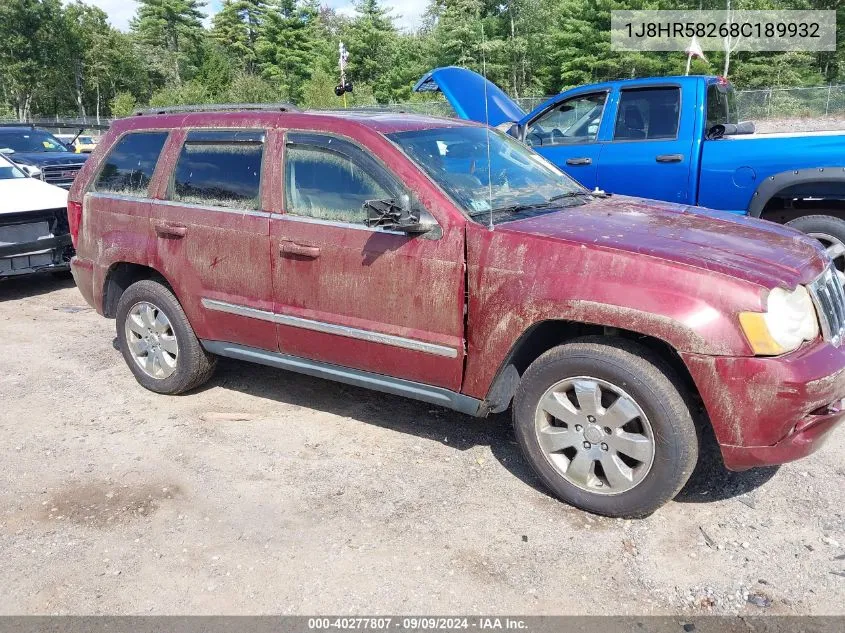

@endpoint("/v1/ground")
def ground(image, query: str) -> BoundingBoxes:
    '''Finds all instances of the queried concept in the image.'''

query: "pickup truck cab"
[414,68,845,280]
[69,106,845,517]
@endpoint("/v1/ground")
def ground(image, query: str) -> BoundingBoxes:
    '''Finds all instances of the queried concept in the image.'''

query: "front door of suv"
[269,131,465,391]
[149,129,276,352]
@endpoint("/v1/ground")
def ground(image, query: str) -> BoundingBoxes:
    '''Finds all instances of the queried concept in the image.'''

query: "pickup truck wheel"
[115,279,216,394]
[786,215,845,282]
[512,337,698,518]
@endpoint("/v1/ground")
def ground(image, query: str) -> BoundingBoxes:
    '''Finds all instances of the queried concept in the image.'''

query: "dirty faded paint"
[70,108,845,472]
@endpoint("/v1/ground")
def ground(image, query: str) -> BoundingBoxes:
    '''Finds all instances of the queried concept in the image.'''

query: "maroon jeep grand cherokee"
[68,106,845,517]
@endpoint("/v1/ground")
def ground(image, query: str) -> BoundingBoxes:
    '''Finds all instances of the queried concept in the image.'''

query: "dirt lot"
[1,274,843,615]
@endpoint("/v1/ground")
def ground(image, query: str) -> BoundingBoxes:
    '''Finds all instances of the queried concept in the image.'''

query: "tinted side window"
[526,93,606,147]
[94,132,168,195]
[285,135,394,224]
[614,87,680,141]
[171,130,264,210]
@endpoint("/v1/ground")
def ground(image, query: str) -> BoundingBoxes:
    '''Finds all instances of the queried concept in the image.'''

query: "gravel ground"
[0,274,843,615]
[753,117,845,134]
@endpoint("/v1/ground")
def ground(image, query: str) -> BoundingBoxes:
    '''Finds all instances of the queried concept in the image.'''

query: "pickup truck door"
[521,91,609,190]
[268,131,466,391]
[596,85,696,203]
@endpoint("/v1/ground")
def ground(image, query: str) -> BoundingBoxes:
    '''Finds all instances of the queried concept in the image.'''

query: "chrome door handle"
[655,154,684,163]
[280,241,321,258]
[566,157,592,166]
[154,222,187,238]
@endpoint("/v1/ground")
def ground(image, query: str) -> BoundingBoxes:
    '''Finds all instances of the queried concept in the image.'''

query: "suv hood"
[414,67,526,127]
[499,195,829,289]
[0,178,68,215]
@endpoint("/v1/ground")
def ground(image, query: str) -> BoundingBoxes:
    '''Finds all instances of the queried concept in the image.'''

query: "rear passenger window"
[94,132,168,196]
[613,87,680,141]
[170,130,264,210]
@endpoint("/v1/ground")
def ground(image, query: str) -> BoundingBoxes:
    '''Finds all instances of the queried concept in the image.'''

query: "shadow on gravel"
[675,421,780,504]
[0,272,74,301]
[201,357,554,497]
[199,357,779,507]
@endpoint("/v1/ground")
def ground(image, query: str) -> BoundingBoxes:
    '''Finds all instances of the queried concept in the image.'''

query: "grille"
[808,264,845,348]
[40,162,85,189]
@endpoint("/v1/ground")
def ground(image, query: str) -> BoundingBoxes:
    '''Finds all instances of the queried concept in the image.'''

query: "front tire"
[115,279,216,394]
[512,337,698,518]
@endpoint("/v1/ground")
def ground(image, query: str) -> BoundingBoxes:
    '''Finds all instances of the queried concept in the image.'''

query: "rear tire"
[115,279,216,394]
[512,337,698,518]
[787,215,845,278]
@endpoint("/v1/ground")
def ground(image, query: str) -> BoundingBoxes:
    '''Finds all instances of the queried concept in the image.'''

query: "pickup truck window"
[170,131,263,210]
[526,93,606,147]
[93,131,168,196]
[389,126,585,225]
[706,83,739,130]
[613,87,680,141]
[285,133,394,224]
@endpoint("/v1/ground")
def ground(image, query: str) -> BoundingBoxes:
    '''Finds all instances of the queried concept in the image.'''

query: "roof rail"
[0,122,35,128]
[133,103,301,116]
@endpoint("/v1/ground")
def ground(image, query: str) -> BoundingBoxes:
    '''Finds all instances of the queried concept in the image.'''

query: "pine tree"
[131,0,206,84]
[257,0,318,102]
[212,0,267,73]
[344,0,397,95]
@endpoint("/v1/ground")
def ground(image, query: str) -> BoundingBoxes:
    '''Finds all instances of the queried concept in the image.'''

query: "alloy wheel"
[124,301,179,379]
[534,376,655,495]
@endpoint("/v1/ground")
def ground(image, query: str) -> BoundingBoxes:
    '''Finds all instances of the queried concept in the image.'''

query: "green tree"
[344,0,397,101]
[111,91,138,117]
[212,0,267,73]
[257,0,318,102]
[131,0,207,85]
[0,0,65,120]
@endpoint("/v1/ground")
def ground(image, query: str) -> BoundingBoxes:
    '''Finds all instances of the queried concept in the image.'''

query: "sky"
[69,0,429,31]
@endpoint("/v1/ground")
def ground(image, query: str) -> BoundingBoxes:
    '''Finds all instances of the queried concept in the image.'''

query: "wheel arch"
[748,167,845,221]
[102,261,177,318]
[483,319,699,414]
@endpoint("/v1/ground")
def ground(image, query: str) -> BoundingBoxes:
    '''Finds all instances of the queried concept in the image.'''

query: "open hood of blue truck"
[414,66,527,127]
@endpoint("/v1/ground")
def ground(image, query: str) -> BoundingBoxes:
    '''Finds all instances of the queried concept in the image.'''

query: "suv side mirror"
[364,194,436,235]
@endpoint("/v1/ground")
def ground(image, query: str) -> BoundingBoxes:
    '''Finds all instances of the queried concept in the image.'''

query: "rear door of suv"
[148,127,276,352]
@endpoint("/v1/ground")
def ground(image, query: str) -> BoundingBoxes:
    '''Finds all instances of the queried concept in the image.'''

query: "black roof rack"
[133,103,301,116]
[0,122,35,128]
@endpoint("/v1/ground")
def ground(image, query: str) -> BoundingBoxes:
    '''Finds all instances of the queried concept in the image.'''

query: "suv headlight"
[739,285,820,355]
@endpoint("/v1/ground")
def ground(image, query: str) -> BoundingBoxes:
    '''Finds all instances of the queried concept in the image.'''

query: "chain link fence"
[735,85,845,120]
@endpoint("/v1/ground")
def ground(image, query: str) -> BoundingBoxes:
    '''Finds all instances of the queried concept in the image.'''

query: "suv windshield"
[388,126,587,224]
[0,129,69,154]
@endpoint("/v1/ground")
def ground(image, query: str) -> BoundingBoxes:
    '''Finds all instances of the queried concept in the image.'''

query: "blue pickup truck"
[414,67,845,277]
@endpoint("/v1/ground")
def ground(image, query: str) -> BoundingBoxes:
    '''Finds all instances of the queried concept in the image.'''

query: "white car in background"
[0,153,72,278]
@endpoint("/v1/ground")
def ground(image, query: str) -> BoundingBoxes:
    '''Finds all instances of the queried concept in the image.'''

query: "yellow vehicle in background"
[56,133,99,154]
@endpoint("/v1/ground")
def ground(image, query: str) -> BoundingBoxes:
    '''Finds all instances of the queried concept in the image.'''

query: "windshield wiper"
[476,192,593,217]
[546,190,592,202]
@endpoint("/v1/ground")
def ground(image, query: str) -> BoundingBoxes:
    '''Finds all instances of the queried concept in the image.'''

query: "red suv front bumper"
[682,340,845,470]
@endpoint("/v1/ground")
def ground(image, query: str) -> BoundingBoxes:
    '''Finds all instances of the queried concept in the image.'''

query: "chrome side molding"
[201,298,459,358]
